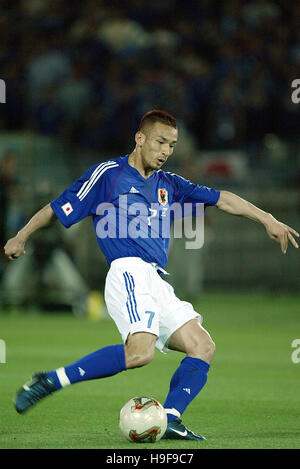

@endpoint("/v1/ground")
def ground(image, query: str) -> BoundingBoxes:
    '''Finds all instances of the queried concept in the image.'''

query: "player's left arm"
[216,190,299,254]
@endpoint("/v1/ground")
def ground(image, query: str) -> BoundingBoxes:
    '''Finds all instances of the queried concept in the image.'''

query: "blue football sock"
[163,356,210,422]
[46,344,126,390]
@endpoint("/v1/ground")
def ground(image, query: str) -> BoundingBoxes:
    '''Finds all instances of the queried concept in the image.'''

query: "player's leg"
[164,319,215,419]
[46,331,156,388]
[162,320,215,440]
[14,332,157,414]
[46,330,157,385]
[153,271,215,440]
[14,342,127,413]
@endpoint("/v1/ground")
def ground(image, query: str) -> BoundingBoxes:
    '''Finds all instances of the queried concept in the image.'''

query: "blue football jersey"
[50,155,220,269]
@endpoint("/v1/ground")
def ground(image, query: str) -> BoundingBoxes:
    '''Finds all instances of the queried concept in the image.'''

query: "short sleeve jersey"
[50,155,220,269]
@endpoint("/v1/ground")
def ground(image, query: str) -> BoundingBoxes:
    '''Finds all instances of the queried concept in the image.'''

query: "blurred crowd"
[0,0,299,159]
[1,0,300,300]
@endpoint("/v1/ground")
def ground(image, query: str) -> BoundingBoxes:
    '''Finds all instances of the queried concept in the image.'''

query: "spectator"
[0,0,299,180]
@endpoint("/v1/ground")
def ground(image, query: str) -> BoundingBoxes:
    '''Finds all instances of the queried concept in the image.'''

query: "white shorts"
[104,257,202,353]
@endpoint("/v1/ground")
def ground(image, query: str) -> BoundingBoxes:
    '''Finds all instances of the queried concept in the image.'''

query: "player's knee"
[124,346,155,369]
[136,350,154,368]
[203,336,216,362]
[188,334,216,363]
[124,332,156,369]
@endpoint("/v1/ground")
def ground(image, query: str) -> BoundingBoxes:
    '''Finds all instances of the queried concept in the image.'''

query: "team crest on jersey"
[158,188,168,206]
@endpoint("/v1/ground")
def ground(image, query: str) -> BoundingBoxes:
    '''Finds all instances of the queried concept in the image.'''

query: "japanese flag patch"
[61,202,73,216]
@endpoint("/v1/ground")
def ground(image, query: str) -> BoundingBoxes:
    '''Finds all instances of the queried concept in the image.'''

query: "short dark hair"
[138,110,177,132]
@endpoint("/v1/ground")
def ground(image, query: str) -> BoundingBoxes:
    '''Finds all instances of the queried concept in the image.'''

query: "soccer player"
[4,110,299,441]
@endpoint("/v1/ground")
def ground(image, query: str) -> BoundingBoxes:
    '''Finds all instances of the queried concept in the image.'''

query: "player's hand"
[3,235,26,260]
[265,218,299,254]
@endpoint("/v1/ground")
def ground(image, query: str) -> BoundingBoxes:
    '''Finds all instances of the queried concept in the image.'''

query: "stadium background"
[0,0,300,450]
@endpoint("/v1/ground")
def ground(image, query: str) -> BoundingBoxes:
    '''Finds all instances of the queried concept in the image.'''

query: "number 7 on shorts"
[145,311,155,328]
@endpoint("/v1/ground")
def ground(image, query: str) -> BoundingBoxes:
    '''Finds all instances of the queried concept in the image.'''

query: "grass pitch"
[0,292,300,449]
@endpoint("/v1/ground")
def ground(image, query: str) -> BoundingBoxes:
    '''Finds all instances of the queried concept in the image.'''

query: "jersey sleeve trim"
[50,160,120,229]
[76,161,119,201]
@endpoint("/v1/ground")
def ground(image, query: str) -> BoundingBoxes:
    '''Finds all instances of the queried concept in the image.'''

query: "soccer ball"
[119,396,167,443]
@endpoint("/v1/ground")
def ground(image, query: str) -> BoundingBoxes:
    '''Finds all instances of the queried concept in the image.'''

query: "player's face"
[139,122,178,171]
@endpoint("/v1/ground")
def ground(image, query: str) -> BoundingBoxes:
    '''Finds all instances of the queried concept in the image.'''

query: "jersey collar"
[123,154,159,182]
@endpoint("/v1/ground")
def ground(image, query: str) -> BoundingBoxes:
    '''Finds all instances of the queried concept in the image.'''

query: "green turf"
[0,292,300,449]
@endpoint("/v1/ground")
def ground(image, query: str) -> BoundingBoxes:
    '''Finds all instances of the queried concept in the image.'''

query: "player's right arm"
[4,203,56,260]
[4,159,120,261]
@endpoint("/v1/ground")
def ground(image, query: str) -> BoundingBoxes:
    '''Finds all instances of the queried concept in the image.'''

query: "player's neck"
[128,151,154,179]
